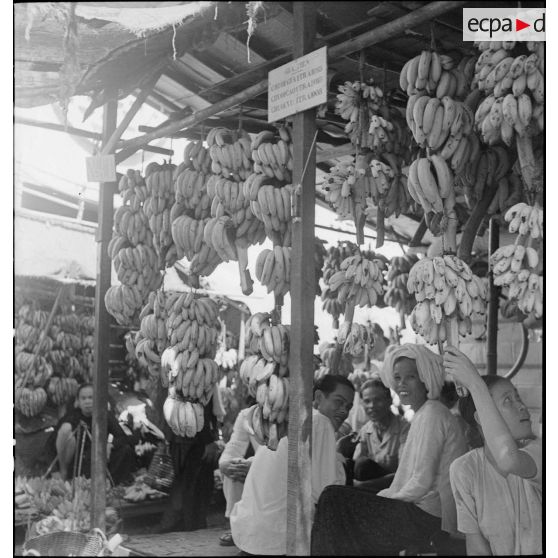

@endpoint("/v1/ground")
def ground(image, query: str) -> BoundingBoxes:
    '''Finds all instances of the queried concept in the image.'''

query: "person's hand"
[443,345,483,391]
[220,459,251,481]
[336,433,359,458]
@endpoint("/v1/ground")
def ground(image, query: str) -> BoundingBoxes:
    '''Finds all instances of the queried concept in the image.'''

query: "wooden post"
[486,218,500,375]
[91,94,117,531]
[287,3,317,555]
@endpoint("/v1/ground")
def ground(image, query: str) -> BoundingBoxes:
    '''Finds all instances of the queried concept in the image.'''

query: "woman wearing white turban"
[311,344,467,556]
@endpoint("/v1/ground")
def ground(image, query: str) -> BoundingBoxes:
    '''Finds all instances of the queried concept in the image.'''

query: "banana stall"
[14,1,544,555]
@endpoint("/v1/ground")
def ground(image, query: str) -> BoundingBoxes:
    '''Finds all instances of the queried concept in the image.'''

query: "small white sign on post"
[86,154,117,183]
[268,46,327,123]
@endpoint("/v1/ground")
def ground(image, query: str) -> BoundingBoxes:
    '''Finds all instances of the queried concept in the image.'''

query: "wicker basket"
[144,442,175,493]
[22,530,104,556]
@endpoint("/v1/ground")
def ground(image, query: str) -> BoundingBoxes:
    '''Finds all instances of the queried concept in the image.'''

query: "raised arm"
[443,346,536,479]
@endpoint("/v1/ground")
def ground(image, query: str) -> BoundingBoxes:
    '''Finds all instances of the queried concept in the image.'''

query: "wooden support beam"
[287,4,317,556]
[101,63,167,155]
[327,1,466,59]
[91,94,117,532]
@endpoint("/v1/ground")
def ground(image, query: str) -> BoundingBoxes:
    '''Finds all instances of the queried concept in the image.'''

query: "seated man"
[217,404,262,546]
[54,383,135,485]
[230,374,354,555]
[351,376,409,490]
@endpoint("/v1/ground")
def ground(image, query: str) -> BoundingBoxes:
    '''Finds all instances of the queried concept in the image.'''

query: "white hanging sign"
[86,154,117,183]
[268,46,327,122]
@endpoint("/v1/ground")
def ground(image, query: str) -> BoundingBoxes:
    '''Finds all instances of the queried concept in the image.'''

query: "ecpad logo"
[463,8,545,41]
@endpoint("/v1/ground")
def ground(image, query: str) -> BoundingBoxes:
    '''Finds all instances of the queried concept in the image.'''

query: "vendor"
[217,399,262,547]
[337,375,409,490]
[151,398,220,533]
[444,346,542,555]
[230,375,353,555]
[311,344,467,556]
[53,383,135,485]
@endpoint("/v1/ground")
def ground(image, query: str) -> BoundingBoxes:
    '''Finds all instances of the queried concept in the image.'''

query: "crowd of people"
[49,331,541,556]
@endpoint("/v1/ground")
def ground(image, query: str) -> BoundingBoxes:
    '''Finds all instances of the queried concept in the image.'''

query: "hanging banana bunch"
[385,254,419,319]
[490,203,542,321]
[206,127,254,182]
[106,168,162,326]
[407,256,488,345]
[327,251,386,308]
[239,313,290,450]
[143,161,177,267]
[160,292,221,438]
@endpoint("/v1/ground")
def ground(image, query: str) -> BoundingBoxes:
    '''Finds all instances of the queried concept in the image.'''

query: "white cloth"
[450,438,542,555]
[230,409,345,555]
[218,408,261,517]
[381,344,445,400]
[377,400,467,534]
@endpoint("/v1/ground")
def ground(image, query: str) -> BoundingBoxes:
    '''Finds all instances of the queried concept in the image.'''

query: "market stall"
[15,1,544,555]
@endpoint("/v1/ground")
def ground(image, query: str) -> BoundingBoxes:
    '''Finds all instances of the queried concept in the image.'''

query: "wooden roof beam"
[116,1,466,161]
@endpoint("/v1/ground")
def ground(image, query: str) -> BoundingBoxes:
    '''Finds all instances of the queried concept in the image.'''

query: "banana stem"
[516,134,536,193]
[331,300,356,375]
[376,207,385,249]
[457,179,500,264]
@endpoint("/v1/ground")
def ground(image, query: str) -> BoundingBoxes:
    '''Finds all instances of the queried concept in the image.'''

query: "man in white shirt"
[230,375,354,555]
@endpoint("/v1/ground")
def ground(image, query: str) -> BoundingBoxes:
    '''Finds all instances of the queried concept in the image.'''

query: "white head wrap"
[380,344,445,400]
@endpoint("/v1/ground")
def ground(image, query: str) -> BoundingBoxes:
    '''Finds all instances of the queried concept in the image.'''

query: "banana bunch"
[474,92,540,146]
[327,252,385,308]
[335,79,382,148]
[407,155,455,232]
[206,127,254,182]
[458,145,512,209]
[15,386,48,417]
[407,255,487,344]
[240,315,291,449]
[366,153,411,218]
[163,386,207,437]
[244,314,290,369]
[47,377,79,407]
[105,277,158,326]
[143,162,177,265]
[14,354,51,391]
[114,170,152,246]
[172,166,212,222]
[250,184,292,243]
[323,159,357,219]
[385,255,419,316]
[338,321,369,357]
[159,292,220,395]
[314,345,338,381]
[251,127,293,183]
[254,246,291,296]
[406,94,475,153]
[321,285,344,328]
[132,290,170,375]
[504,202,543,238]
[491,242,542,319]
[400,51,474,100]
[172,215,220,265]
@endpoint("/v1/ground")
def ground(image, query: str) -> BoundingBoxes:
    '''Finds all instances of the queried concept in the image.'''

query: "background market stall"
[15,1,544,555]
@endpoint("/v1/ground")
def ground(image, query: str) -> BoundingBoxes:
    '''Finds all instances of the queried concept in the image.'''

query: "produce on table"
[15,304,96,416]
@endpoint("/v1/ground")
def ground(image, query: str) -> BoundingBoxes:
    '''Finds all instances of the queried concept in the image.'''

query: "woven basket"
[144,442,175,493]
[22,530,104,556]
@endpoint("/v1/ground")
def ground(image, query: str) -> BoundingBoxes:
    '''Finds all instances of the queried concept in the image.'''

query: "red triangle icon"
[516,18,530,31]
